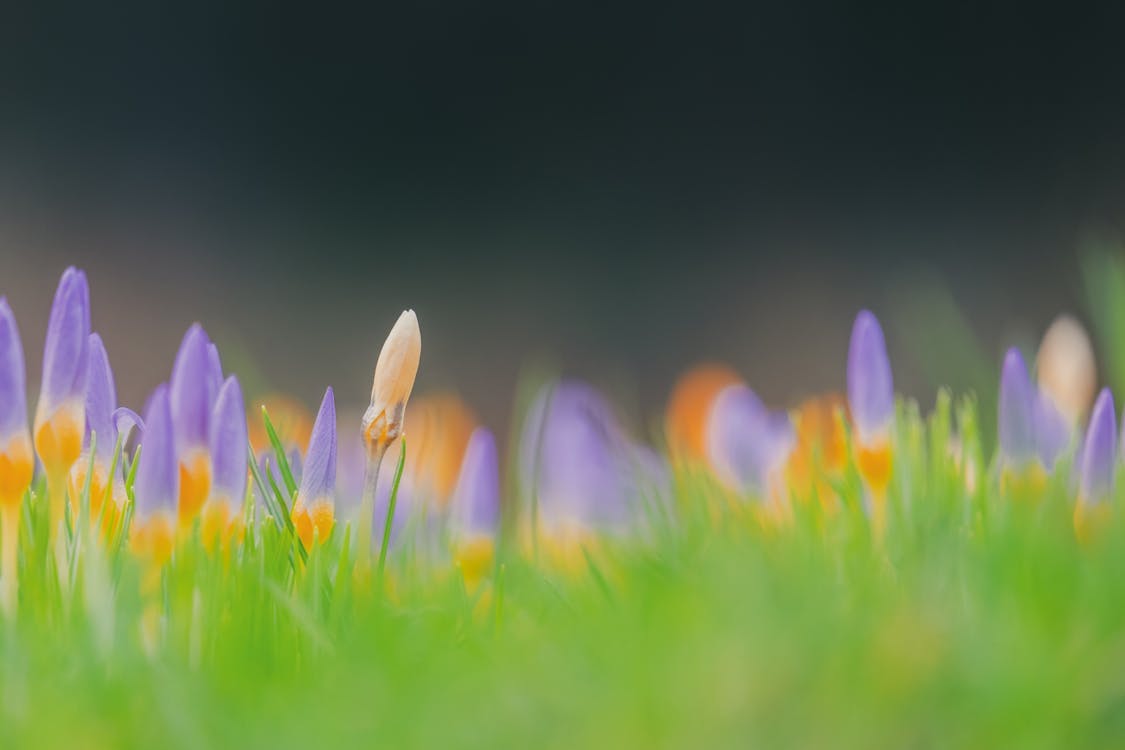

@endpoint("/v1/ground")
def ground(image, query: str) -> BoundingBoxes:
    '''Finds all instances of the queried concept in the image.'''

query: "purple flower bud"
[205,342,223,407]
[707,384,795,497]
[84,333,117,465]
[1079,388,1116,505]
[37,267,90,421]
[209,376,247,510]
[0,299,28,440]
[1034,390,1070,471]
[298,387,337,505]
[170,324,214,455]
[135,385,178,519]
[846,310,894,445]
[450,428,501,537]
[998,348,1035,468]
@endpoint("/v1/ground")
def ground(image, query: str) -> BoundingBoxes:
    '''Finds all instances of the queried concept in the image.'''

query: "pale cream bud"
[1036,314,1096,424]
[362,310,421,451]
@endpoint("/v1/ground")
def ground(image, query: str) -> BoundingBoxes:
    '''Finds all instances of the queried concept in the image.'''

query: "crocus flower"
[847,310,894,504]
[203,376,247,549]
[664,364,742,464]
[0,300,32,508]
[1037,314,1096,425]
[359,311,421,558]
[0,300,32,615]
[131,385,179,566]
[520,381,667,562]
[170,324,215,523]
[998,348,1037,471]
[292,387,336,549]
[1075,388,1116,543]
[1033,390,1070,472]
[67,333,127,531]
[401,393,477,509]
[34,267,90,538]
[362,310,421,455]
[449,428,501,590]
[706,384,795,512]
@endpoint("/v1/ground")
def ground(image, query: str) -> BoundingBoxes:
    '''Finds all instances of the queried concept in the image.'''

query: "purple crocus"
[1033,390,1070,471]
[0,299,33,507]
[292,387,336,548]
[847,310,894,447]
[520,380,661,535]
[998,348,1036,469]
[209,376,247,512]
[450,427,501,538]
[34,267,90,479]
[706,384,795,500]
[134,385,179,521]
[170,324,215,521]
[1079,388,1116,506]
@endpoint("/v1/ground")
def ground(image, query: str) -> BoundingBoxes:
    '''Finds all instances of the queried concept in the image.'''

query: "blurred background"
[3,2,1125,432]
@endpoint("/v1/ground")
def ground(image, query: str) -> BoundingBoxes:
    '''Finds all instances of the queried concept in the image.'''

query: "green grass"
[3,388,1125,750]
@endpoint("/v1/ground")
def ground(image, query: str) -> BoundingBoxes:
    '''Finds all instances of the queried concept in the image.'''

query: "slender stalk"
[356,441,388,563]
[376,438,407,582]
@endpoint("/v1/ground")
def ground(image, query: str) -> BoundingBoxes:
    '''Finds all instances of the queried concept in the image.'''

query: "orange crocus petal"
[665,364,742,463]
[247,394,314,455]
[856,440,893,495]
[201,497,244,552]
[401,394,478,505]
[131,512,176,569]
[0,433,33,506]
[292,496,334,550]
[34,403,84,477]
[787,393,850,507]
[177,449,212,523]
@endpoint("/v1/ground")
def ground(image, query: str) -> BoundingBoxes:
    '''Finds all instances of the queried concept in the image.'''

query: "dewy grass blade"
[261,406,298,499]
[376,437,407,582]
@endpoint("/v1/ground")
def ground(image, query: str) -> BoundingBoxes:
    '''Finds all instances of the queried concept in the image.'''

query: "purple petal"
[522,380,647,531]
[134,384,178,518]
[451,427,501,536]
[1080,388,1116,505]
[1034,390,1071,471]
[298,387,336,503]
[998,348,1036,467]
[846,310,894,444]
[39,267,90,415]
[170,324,213,453]
[0,299,28,438]
[112,407,144,443]
[84,333,117,463]
[205,342,223,407]
[209,376,247,505]
[707,384,795,497]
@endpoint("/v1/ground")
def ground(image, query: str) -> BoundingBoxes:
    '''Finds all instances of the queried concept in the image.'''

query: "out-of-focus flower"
[786,393,850,508]
[292,387,336,550]
[1075,387,1116,543]
[0,300,32,615]
[998,348,1074,489]
[170,324,215,523]
[1037,314,1096,425]
[402,393,477,508]
[665,364,742,465]
[34,267,90,537]
[67,333,127,531]
[131,385,178,566]
[362,310,421,456]
[449,428,501,589]
[248,393,313,457]
[520,381,668,569]
[0,301,32,508]
[203,376,247,550]
[706,384,795,513]
[847,310,894,501]
[998,348,1037,477]
[205,342,223,406]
